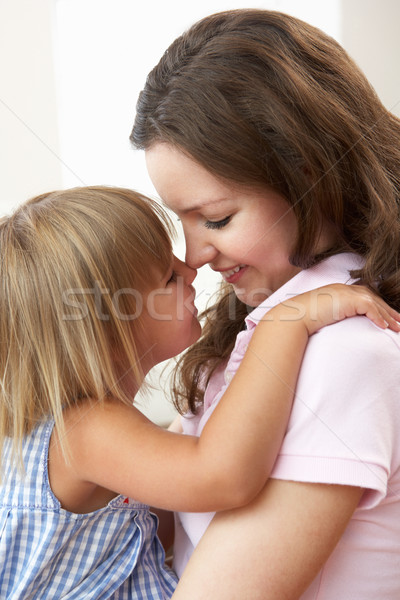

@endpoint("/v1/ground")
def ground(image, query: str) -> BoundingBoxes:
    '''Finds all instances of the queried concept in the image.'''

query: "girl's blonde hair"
[0,186,173,458]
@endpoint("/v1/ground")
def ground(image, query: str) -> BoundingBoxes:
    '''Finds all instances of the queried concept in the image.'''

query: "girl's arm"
[50,285,399,513]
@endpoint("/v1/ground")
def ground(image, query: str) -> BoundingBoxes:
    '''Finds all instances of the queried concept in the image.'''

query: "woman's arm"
[172,478,363,599]
[172,287,400,597]
[51,285,399,512]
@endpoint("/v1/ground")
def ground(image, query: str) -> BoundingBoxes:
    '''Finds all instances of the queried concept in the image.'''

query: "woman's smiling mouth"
[217,264,248,283]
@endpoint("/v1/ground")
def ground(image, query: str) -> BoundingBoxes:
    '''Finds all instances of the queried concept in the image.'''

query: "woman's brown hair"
[131,9,400,413]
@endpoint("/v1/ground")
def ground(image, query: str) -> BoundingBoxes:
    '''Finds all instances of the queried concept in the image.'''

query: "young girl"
[1,186,393,598]
[131,8,400,599]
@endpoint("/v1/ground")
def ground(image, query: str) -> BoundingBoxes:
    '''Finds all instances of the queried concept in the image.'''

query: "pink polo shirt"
[174,253,400,598]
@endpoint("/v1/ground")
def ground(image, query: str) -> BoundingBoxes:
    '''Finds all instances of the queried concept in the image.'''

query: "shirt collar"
[245,253,365,330]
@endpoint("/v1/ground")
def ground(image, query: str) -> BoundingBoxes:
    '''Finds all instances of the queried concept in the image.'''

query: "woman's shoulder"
[311,314,400,358]
[300,316,400,398]
[274,316,400,505]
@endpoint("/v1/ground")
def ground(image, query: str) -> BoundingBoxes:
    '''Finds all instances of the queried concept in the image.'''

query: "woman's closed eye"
[204,216,231,230]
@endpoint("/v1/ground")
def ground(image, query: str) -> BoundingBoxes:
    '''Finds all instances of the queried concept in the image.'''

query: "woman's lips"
[219,264,248,284]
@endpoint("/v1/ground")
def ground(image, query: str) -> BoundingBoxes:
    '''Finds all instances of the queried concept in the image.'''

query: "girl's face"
[146,144,301,306]
[138,255,201,371]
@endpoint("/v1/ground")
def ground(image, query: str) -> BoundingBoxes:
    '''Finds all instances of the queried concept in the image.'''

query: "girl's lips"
[220,265,248,284]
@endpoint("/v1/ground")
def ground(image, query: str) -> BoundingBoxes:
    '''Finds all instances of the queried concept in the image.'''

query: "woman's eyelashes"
[204,216,231,230]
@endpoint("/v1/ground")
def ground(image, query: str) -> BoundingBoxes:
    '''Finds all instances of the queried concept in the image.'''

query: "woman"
[131,9,400,598]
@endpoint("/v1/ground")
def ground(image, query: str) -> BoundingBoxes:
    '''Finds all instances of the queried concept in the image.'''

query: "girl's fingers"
[268,284,400,335]
[354,290,400,331]
[365,309,396,331]
[369,307,400,331]
[308,284,400,334]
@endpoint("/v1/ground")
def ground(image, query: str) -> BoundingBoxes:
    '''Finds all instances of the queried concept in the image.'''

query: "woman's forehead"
[146,144,238,211]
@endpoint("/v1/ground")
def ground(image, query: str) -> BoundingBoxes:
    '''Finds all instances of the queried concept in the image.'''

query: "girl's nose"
[183,262,197,286]
[175,257,197,285]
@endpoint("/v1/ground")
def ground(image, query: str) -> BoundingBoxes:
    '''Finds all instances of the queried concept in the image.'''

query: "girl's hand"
[266,284,400,336]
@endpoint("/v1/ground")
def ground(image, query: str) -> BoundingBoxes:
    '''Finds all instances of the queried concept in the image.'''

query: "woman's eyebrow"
[164,198,230,214]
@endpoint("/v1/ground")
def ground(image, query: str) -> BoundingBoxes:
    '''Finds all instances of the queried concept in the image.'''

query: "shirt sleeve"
[270,317,400,508]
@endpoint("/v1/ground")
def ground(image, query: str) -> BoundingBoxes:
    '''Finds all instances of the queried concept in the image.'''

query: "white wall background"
[1,0,399,424]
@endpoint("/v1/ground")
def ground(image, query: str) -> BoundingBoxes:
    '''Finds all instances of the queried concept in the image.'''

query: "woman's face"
[146,144,301,306]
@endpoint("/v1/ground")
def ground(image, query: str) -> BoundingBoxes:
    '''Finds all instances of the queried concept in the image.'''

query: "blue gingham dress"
[0,419,177,599]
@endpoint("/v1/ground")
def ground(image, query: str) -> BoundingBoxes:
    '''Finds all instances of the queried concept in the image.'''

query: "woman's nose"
[184,235,218,270]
